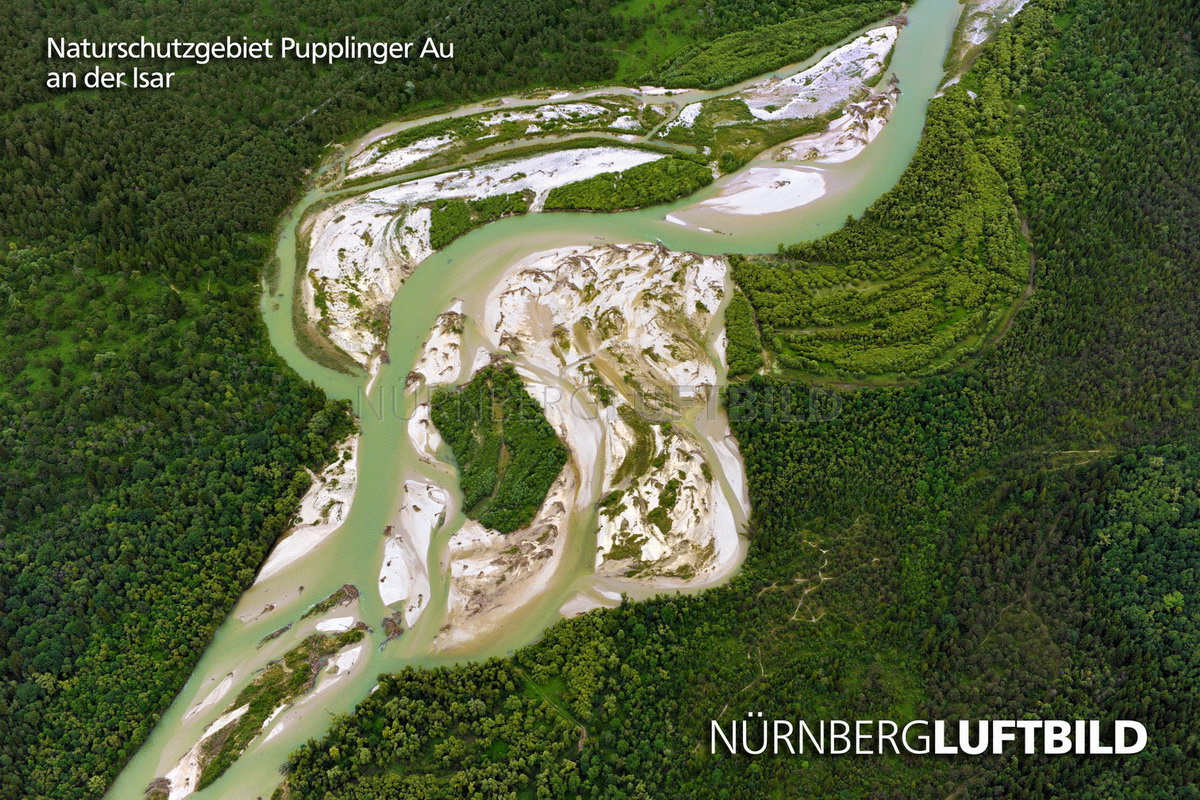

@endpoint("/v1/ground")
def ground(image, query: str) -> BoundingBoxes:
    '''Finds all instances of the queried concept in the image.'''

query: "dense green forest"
[430,365,568,534]
[544,156,713,211]
[0,243,356,799]
[280,0,1200,798]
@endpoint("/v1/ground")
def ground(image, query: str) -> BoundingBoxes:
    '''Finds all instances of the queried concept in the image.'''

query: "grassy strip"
[197,627,366,790]
[543,157,712,211]
[429,191,532,249]
[612,404,656,485]
[300,584,359,620]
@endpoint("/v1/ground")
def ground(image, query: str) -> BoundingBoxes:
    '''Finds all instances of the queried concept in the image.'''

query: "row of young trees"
[543,156,713,212]
[730,33,1040,379]
[428,193,532,250]
[650,0,902,87]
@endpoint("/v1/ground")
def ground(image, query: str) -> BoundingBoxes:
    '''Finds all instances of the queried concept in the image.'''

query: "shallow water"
[106,1,962,797]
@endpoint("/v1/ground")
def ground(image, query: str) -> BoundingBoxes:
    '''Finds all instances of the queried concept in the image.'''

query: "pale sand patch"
[663,101,703,131]
[468,346,492,375]
[740,27,898,122]
[260,703,287,736]
[477,102,608,128]
[312,644,364,697]
[314,616,356,633]
[182,673,233,721]
[706,471,742,585]
[559,590,622,617]
[347,134,455,178]
[407,402,445,464]
[713,433,752,516]
[164,704,249,800]
[698,167,826,215]
[379,480,448,626]
[775,92,895,164]
[263,720,286,744]
[408,300,465,388]
[256,435,359,583]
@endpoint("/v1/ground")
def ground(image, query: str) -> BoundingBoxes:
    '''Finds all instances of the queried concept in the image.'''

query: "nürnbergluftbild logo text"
[710,717,1148,756]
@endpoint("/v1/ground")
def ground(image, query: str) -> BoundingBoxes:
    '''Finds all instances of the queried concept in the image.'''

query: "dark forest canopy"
[649,0,902,88]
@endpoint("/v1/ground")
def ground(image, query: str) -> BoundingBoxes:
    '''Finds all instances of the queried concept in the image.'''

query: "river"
[106,0,962,797]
